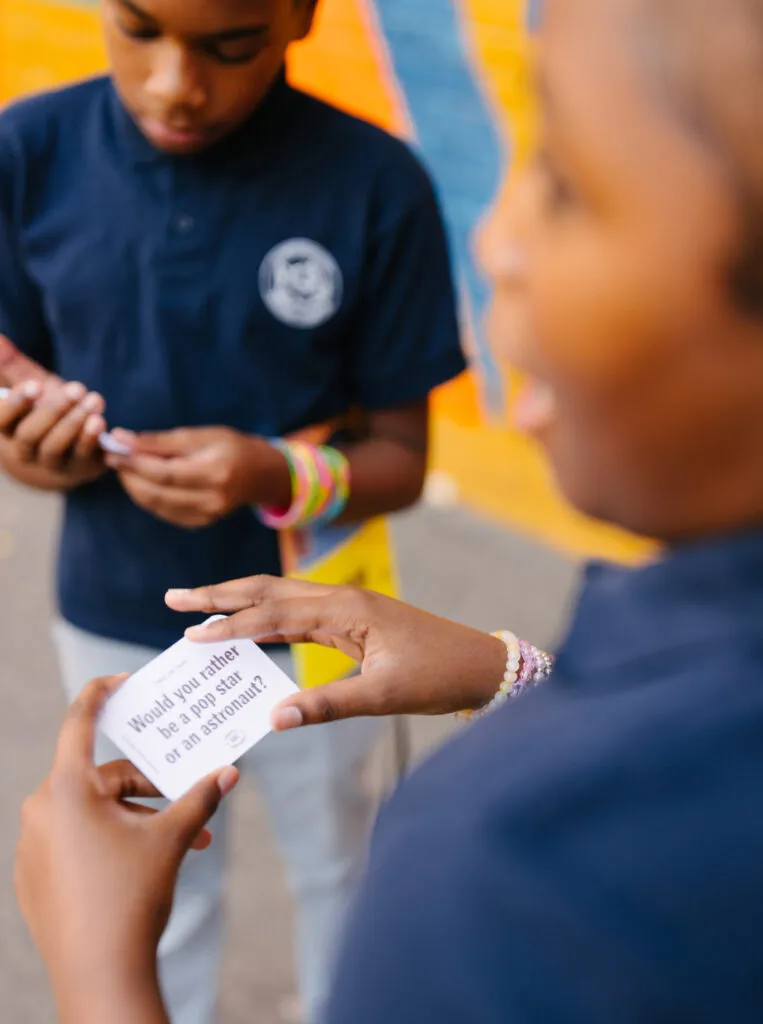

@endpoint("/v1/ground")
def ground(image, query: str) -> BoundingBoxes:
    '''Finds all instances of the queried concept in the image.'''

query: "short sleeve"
[0,127,53,367]
[350,153,466,409]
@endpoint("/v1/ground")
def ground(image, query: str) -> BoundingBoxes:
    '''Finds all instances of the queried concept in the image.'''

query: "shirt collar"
[108,68,298,170]
[556,528,763,681]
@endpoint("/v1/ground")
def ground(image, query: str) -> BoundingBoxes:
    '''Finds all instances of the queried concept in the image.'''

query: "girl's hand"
[15,674,239,1022]
[166,577,507,728]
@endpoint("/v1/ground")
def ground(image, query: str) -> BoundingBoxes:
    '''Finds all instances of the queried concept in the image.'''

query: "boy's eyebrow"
[116,0,158,23]
[115,0,269,40]
[206,25,269,42]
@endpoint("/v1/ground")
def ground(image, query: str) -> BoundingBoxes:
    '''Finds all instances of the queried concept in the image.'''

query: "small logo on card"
[224,729,247,751]
[259,238,342,328]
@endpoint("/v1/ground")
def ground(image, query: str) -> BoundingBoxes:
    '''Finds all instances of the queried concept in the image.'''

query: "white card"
[98,618,299,800]
[98,431,133,456]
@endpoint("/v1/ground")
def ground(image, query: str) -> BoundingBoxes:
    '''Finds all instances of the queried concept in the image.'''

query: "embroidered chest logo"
[259,238,343,328]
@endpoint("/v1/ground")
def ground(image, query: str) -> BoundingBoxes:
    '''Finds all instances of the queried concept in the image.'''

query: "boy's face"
[101,0,315,154]
[482,0,763,541]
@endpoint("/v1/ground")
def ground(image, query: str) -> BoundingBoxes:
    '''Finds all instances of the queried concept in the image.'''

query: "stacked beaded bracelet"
[458,630,555,721]
[258,440,351,531]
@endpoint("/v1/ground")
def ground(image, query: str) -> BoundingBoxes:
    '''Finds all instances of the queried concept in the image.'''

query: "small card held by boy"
[98,617,298,800]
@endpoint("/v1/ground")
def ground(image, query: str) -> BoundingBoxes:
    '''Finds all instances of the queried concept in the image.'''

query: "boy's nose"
[144,42,207,112]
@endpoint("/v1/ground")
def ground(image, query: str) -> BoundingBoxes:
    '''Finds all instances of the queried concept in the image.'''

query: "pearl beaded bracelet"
[458,630,555,721]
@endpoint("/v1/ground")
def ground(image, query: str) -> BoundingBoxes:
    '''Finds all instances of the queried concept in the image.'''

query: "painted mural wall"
[0,0,647,562]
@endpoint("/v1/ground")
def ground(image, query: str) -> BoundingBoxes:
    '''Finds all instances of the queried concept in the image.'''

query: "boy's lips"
[141,118,210,150]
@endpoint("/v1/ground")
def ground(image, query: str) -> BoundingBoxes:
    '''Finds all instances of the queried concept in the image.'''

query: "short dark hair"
[642,0,763,315]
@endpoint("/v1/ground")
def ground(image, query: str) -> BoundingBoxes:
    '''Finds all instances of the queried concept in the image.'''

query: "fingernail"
[217,766,239,798]
[64,381,86,401]
[272,705,304,731]
[166,588,191,599]
[85,415,103,435]
[83,392,102,411]
[185,624,212,641]
[21,380,41,399]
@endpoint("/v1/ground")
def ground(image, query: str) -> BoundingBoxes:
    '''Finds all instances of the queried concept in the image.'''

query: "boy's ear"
[295,0,318,40]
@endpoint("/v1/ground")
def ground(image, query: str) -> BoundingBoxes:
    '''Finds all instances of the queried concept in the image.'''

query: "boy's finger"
[117,472,211,524]
[161,767,239,853]
[166,575,334,614]
[0,384,38,432]
[13,387,83,460]
[37,395,104,467]
[54,674,129,779]
[73,414,107,461]
[127,429,202,458]
[107,451,209,488]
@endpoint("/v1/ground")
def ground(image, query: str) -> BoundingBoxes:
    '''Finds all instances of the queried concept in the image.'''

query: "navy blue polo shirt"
[326,530,763,1023]
[0,74,465,648]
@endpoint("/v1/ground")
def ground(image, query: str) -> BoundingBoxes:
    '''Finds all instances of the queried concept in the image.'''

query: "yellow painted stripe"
[459,0,538,162]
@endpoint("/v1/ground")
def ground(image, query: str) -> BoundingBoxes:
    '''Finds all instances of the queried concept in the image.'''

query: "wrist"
[256,440,351,531]
[243,435,292,508]
[475,633,514,706]
[460,632,555,721]
[54,948,166,1024]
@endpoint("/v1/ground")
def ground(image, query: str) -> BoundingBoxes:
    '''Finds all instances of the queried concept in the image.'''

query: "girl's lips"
[512,376,558,435]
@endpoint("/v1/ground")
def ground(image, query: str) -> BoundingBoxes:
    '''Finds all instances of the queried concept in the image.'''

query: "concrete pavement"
[0,475,577,1023]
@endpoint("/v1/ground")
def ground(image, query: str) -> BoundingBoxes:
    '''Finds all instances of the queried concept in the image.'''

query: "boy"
[0,1,465,1022]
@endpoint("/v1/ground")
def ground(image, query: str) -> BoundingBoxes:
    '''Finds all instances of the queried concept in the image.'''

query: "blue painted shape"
[526,0,543,32]
[373,0,506,409]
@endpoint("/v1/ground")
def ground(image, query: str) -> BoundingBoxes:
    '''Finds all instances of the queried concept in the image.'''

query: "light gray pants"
[53,618,380,1024]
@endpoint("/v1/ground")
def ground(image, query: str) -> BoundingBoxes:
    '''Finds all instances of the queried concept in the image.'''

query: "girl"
[16,0,763,1020]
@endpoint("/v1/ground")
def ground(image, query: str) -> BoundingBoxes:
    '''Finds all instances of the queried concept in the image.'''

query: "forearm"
[252,441,425,526]
[253,436,425,524]
[249,400,429,524]
[338,437,425,522]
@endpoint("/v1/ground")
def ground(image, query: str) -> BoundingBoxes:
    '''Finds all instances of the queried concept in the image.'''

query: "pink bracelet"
[257,440,351,531]
[458,634,554,721]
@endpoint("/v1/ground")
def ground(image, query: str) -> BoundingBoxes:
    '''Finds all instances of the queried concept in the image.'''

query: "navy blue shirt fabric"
[0,74,465,648]
[326,531,763,1023]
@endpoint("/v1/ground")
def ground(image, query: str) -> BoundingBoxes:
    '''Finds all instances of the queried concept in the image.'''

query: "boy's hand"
[15,673,238,1023]
[105,426,290,529]
[0,333,59,391]
[0,334,108,489]
[0,380,107,488]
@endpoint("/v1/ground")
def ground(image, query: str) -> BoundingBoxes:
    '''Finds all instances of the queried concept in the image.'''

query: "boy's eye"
[119,19,160,41]
[199,40,266,66]
[536,149,578,212]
